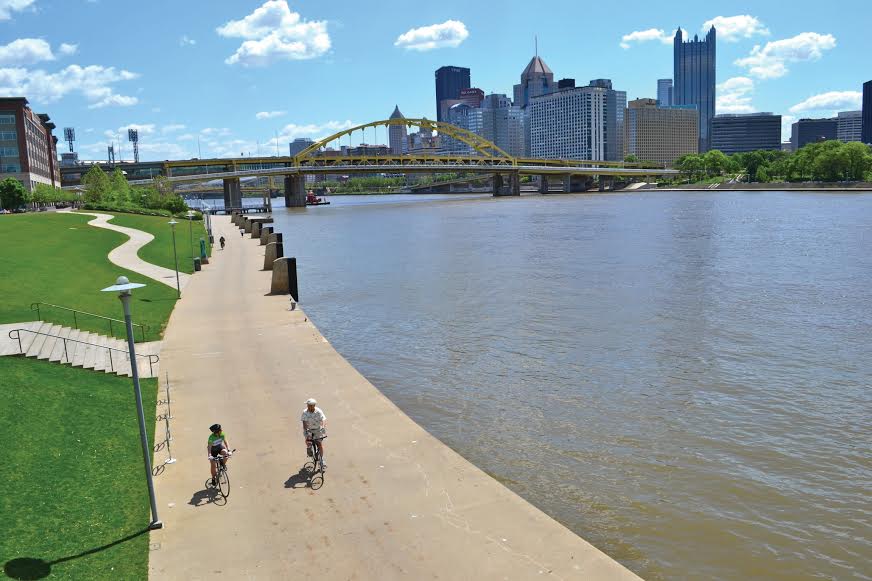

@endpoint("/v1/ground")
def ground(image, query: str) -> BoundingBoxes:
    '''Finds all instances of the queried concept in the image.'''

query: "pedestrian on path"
[219,236,226,250]
[239,227,244,237]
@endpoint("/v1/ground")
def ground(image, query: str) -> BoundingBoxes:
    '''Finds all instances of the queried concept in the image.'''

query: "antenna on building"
[535,35,538,57]
[128,129,139,163]
[63,127,75,153]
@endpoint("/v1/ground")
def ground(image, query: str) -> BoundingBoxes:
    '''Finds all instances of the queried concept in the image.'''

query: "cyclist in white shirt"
[301,398,327,470]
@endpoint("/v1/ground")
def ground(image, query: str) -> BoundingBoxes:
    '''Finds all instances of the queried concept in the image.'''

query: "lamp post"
[100,276,163,530]
[186,210,195,268]
[168,219,181,298]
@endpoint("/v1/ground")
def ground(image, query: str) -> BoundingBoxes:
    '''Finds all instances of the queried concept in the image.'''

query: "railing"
[8,329,160,376]
[31,302,148,342]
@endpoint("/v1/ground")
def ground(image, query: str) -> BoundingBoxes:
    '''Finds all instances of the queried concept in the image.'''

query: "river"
[269,191,871,580]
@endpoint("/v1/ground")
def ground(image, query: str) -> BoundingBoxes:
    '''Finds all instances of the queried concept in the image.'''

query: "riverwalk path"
[148,215,641,580]
[76,212,191,290]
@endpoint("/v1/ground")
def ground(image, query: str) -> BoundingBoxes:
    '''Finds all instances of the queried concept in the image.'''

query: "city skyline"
[1,0,869,161]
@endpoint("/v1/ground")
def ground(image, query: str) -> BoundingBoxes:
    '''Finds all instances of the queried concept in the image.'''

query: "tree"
[623,154,639,163]
[0,177,30,210]
[108,168,131,204]
[703,150,729,176]
[674,153,704,181]
[32,183,59,206]
[842,142,872,181]
[82,166,110,202]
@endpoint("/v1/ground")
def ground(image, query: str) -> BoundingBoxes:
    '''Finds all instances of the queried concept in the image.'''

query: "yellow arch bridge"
[63,118,679,207]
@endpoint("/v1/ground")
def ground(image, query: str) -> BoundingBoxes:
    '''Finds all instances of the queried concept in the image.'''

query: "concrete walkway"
[149,215,641,580]
[78,212,191,290]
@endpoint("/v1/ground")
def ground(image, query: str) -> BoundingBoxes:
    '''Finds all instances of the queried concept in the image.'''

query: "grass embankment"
[0,357,157,580]
[94,212,211,274]
[0,213,177,340]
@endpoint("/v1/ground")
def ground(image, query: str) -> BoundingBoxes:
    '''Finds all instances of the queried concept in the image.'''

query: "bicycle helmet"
[209,423,221,432]
[305,398,317,406]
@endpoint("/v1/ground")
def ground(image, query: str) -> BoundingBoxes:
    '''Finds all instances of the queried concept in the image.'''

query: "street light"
[168,220,181,298]
[186,210,195,269]
[100,276,163,530]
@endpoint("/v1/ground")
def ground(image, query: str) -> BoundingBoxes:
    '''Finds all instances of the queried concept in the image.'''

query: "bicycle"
[207,448,236,499]
[304,434,327,475]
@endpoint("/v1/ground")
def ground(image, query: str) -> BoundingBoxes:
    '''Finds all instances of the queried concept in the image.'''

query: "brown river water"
[266,191,871,580]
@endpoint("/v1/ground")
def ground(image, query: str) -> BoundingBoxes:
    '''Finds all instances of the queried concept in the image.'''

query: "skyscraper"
[625,98,698,165]
[791,118,838,150]
[435,66,470,122]
[862,80,872,144]
[657,79,673,107]
[674,27,716,152]
[711,113,781,154]
[836,110,863,142]
[529,79,625,161]
[388,105,408,155]
[513,55,554,108]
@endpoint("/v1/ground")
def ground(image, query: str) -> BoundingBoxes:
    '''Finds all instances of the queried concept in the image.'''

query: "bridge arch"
[293,118,515,163]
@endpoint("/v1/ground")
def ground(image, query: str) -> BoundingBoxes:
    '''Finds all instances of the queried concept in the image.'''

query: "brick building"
[0,97,61,192]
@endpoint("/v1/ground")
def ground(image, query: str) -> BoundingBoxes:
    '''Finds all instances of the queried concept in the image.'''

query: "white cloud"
[256,110,286,120]
[788,91,862,114]
[703,15,769,42]
[395,20,469,51]
[58,43,77,56]
[717,76,755,113]
[620,28,675,49]
[200,127,231,136]
[161,124,186,133]
[180,35,196,47]
[217,0,329,66]
[0,38,54,66]
[176,133,194,141]
[735,32,836,79]
[279,120,354,139]
[0,64,138,108]
[0,0,35,20]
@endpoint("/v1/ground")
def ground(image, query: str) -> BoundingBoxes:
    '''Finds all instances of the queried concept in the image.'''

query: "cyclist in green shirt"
[207,423,232,486]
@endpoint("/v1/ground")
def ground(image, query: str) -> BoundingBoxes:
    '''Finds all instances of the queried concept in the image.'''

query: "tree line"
[672,141,872,183]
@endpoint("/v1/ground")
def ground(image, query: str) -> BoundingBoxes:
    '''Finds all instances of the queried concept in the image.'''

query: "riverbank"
[652,181,872,191]
[148,214,641,579]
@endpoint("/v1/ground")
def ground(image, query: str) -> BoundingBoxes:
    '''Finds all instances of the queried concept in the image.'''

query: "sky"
[1,0,870,162]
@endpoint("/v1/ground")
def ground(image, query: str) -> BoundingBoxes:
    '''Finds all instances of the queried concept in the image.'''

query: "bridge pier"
[493,173,520,197]
[599,177,614,191]
[492,174,504,196]
[539,175,550,194]
[284,175,306,208]
[223,178,242,209]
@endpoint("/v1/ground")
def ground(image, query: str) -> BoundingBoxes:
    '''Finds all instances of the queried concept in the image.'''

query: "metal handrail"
[31,302,149,342]
[8,329,160,376]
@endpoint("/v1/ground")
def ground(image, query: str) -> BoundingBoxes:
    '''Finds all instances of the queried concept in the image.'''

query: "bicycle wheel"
[217,467,230,498]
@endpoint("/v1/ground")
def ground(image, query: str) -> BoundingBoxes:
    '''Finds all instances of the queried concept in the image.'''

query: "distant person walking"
[219,236,226,250]
[239,227,244,237]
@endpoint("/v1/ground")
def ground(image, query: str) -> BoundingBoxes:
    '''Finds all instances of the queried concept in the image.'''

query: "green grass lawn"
[97,212,211,274]
[0,357,158,580]
[0,213,177,340]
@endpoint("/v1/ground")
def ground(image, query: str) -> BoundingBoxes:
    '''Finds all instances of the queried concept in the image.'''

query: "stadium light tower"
[128,129,140,163]
[63,127,75,153]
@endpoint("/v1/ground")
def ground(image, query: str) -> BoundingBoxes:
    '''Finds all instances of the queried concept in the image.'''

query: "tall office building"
[388,105,408,155]
[288,137,315,157]
[863,80,872,144]
[435,66,470,122]
[791,118,838,150]
[657,79,673,107]
[513,55,555,108]
[443,94,527,158]
[836,110,863,142]
[529,79,626,161]
[711,113,781,154]
[674,27,716,152]
[0,97,60,192]
[624,98,698,166]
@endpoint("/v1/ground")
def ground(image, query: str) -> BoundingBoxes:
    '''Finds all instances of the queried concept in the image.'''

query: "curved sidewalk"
[79,212,191,290]
[148,215,642,580]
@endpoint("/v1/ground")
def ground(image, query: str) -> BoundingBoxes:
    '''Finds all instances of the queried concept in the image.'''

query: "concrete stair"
[0,321,161,378]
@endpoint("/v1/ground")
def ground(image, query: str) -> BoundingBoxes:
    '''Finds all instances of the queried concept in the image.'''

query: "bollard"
[264,240,283,270]
[260,226,273,245]
[270,257,298,297]
[252,221,262,238]
[244,218,253,234]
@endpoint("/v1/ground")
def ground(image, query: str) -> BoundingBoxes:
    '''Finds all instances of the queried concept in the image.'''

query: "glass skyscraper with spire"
[674,27,716,152]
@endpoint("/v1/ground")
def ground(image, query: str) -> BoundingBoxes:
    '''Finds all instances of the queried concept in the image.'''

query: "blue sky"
[1,0,869,161]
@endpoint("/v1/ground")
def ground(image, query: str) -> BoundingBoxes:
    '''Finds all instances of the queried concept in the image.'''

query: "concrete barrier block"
[270,257,298,298]
[260,226,273,245]
[252,222,262,238]
[268,232,282,245]
[264,241,283,270]
[244,218,253,233]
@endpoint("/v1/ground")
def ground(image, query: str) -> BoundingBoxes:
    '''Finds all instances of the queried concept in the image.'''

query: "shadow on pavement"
[284,469,312,489]
[188,485,224,507]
